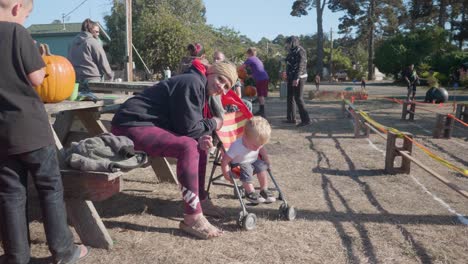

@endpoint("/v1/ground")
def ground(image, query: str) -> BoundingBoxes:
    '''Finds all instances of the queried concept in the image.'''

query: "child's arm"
[259,147,270,165]
[27,68,45,87]
[220,153,234,183]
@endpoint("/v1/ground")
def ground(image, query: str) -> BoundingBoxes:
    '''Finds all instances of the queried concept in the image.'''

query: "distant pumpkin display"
[237,65,256,97]
[34,44,76,103]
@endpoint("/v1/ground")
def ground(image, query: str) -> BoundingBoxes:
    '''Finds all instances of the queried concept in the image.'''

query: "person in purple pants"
[111,59,238,239]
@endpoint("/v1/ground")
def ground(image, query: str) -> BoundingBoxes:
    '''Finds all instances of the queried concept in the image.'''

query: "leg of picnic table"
[65,199,113,249]
[151,157,178,184]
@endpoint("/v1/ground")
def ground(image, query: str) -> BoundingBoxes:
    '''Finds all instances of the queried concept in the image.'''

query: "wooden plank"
[399,150,468,199]
[150,157,178,184]
[88,81,155,93]
[65,199,113,249]
[62,170,123,202]
[45,100,104,114]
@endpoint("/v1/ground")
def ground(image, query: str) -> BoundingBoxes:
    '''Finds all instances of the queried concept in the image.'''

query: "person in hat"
[111,59,238,239]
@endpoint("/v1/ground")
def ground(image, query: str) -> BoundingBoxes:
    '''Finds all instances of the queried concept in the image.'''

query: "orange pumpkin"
[244,85,256,97]
[34,44,76,103]
[237,66,248,80]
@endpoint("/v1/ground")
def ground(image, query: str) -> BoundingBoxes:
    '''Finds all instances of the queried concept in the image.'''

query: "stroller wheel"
[238,213,257,231]
[279,204,296,221]
[234,185,245,198]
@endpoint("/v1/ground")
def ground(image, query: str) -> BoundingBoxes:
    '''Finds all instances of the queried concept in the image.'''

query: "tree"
[290,0,329,78]
[328,0,405,80]
[374,27,454,80]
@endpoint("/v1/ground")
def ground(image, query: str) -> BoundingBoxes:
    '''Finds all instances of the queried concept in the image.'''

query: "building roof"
[28,23,82,35]
[27,22,110,41]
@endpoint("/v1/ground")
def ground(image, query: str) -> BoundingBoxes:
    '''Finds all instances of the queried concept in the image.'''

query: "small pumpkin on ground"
[34,44,76,103]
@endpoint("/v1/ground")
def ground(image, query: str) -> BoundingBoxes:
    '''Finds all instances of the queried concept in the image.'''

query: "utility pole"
[330,28,333,81]
[125,0,133,82]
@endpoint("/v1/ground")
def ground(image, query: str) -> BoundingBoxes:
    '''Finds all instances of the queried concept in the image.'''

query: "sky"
[25,0,343,42]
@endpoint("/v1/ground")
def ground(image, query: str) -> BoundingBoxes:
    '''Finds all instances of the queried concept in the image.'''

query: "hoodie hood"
[72,31,94,46]
[286,36,300,49]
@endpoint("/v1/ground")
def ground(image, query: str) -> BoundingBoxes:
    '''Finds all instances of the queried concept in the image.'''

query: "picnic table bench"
[45,93,177,249]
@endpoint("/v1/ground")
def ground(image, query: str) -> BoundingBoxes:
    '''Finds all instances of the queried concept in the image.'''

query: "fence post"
[455,103,468,122]
[385,131,413,174]
[350,110,369,138]
[401,101,416,121]
[433,114,454,139]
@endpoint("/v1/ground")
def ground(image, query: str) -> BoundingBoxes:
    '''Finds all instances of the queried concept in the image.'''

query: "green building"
[27,22,110,57]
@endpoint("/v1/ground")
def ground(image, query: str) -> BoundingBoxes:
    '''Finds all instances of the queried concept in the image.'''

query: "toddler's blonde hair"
[244,116,271,146]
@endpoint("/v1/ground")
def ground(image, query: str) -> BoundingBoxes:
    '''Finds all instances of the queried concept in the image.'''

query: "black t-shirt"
[0,22,54,155]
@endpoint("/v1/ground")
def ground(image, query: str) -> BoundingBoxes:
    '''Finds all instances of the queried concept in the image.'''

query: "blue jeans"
[0,145,75,264]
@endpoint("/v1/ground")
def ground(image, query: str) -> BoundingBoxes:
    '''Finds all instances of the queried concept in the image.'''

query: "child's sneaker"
[245,191,265,204]
[260,189,276,203]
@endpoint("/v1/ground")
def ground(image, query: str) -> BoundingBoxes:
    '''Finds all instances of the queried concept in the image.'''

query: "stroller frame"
[206,113,296,231]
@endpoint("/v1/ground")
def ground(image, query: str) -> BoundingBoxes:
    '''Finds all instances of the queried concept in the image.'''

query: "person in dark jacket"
[111,60,238,239]
[68,18,113,93]
[284,36,311,127]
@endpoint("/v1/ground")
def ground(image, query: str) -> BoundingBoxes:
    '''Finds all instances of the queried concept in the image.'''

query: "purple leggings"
[111,126,208,215]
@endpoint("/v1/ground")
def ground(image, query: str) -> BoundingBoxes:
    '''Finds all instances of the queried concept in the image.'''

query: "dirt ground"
[4,83,468,264]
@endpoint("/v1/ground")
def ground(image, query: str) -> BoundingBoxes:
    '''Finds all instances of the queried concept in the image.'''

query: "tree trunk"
[438,0,447,28]
[367,0,375,81]
[459,3,466,50]
[316,1,324,79]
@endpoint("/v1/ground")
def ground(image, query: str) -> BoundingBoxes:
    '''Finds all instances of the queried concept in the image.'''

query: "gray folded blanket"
[65,132,148,172]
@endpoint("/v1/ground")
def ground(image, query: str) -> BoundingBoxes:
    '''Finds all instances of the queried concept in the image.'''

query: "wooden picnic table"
[45,93,177,249]
[88,80,156,93]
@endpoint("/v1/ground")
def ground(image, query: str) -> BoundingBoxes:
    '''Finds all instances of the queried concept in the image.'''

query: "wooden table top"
[44,93,131,114]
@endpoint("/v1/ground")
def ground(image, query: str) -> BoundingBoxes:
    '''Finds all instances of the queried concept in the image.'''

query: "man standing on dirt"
[403,63,419,101]
[284,36,311,127]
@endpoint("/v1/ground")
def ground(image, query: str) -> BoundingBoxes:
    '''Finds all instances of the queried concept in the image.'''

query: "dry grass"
[2,90,468,264]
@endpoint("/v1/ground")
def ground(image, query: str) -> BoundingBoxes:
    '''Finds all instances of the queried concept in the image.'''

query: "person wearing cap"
[111,59,238,239]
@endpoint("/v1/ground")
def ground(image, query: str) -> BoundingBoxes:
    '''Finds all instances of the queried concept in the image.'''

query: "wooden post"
[351,110,369,138]
[385,131,413,174]
[433,114,454,139]
[455,103,468,122]
[401,101,415,120]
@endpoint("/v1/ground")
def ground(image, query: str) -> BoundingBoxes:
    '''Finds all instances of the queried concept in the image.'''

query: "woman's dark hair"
[187,43,204,57]
[81,18,98,33]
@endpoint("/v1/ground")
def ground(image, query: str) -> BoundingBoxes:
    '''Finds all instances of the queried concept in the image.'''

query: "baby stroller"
[206,90,296,231]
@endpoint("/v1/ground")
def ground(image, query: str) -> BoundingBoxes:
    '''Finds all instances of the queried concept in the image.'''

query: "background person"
[176,42,208,75]
[213,51,253,113]
[403,63,419,101]
[0,0,88,263]
[111,60,238,239]
[284,36,311,127]
[68,18,113,93]
[241,47,269,117]
[314,73,320,91]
